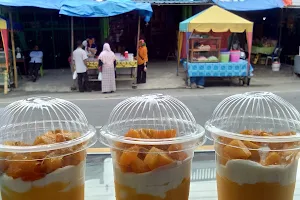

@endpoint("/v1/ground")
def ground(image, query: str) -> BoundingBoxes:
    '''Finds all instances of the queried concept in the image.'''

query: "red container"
[124,51,129,59]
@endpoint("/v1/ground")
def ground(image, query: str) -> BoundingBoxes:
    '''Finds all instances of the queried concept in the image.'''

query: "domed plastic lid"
[0,96,97,155]
[205,91,300,143]
[100,94,205,150]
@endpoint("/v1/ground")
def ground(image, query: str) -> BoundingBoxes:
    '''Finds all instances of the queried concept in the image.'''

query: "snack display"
[205,92,300,200]
[0,97,97,200]
[100,94,206,200]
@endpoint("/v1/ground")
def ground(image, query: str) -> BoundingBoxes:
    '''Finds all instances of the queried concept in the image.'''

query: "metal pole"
[134,16,141,88]
[9,11,17,88]
[278,8,283,47]
[70,16,76,90]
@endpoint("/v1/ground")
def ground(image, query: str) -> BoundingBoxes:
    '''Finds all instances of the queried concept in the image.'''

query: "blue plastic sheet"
[0,0,152,21]
[0,0,63,10]
[59,0,153,22]
[212,0,284,11]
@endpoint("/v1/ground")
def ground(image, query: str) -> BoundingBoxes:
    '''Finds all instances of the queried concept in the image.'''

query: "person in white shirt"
[73,40,90,92]
[29,45,43,82]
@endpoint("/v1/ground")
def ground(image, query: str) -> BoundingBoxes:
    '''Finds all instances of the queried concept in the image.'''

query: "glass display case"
[188,33,221,63]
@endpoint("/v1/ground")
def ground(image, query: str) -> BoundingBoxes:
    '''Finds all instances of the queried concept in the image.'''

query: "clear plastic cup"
[100,94,206,200]
[205,92,300,200]
[0,97,97,200]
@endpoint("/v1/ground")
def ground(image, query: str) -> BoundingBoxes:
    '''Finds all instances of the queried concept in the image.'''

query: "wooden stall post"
[9,12,17,88]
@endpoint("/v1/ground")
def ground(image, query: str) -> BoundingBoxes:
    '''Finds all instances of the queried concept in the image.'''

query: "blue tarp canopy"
[59,0,152,22]
[0,0,153,21]
[0,0,63,10]
[212,0,284,11]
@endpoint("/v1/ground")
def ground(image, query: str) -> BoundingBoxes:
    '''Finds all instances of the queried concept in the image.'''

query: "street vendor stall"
[178,5,254,86]
[60,0,152,90]
[86,55,137,89]
[0,17,11,94]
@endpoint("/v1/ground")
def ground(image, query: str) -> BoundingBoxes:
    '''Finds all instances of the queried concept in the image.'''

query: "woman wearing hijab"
[98,43,116,93]
[137,39,148,84]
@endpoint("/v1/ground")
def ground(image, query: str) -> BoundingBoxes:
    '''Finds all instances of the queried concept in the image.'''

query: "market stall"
[60,0,152,90]
[86,55,137,89]
[0,17,11,94]
[178,5,254,86]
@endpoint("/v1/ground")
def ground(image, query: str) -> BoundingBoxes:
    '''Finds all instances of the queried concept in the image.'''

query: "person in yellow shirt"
[137,39,148,84]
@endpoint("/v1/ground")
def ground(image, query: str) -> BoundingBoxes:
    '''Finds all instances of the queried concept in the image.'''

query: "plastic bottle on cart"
[124,51,128,59]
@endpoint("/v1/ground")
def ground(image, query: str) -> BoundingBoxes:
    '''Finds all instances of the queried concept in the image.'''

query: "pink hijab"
[98,43,116,65]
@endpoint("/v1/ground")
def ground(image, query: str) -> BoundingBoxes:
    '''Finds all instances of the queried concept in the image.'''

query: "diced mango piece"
[33,131,56,145]
[157,153,174,167]
[119,146,139,166]
[41,157,63,173]
[264,152,281,166]
[63,151,86,166]
[165,129,176,138]
[168,144,183,152]
[125,129,141,138]
[219,137,232,144]
[138,129,150,139]
[144,147,162,170]
[131,157,150,173]
[152,129,176,139]
[223,140,251,159]
[242,140,260,161]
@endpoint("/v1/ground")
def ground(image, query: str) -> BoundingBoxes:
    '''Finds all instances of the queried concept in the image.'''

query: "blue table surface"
[183,60,253,77]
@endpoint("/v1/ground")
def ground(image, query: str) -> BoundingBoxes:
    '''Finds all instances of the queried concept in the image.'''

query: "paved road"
[1,88,300,147]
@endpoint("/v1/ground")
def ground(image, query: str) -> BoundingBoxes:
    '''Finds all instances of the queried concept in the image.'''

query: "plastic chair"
[265,47,282,66]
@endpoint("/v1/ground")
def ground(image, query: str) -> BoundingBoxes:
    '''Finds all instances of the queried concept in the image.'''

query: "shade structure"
[178,5,253,77]
[59,0,152,22]
[212,0,285,11]
[179,5,253,33]
[0,0,62,10]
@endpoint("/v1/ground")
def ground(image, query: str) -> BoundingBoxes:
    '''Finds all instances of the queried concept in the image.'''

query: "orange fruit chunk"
[41,157,63,173]
[157,153,174,167]
[119,145,139,166]
[168,144,183,152]
[138,129,150,139]
[152,129,177,139]
[125,129,141,138]
[223,140,251,159]
[33,131,56,145]
[264,152,281,166]
[144,147,161,170]
[166,129,177,138]
[243,141,260,161]
[131,157,150,173]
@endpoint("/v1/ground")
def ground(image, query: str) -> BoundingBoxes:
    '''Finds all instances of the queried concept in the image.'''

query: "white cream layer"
[217,159,298,186]
[114,159,191,199]
[1,161,85,193]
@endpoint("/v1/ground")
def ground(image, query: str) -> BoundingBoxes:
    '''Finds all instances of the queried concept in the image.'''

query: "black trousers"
[77,72,89,92]
[29,62,41,80]
[137,64,146,84]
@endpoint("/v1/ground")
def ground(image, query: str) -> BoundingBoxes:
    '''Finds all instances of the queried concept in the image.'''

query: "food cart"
[86,56,137,89]
[178,6,254,86]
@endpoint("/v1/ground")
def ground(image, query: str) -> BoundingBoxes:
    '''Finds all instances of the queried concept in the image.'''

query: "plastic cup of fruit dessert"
[100,94,206,200]
[0,129,96,200]
[100,127,205,200]
[205,91,300,200]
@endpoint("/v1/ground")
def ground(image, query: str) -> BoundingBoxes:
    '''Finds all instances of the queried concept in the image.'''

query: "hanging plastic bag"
[98,72,102,81]
[73,71,77,80]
